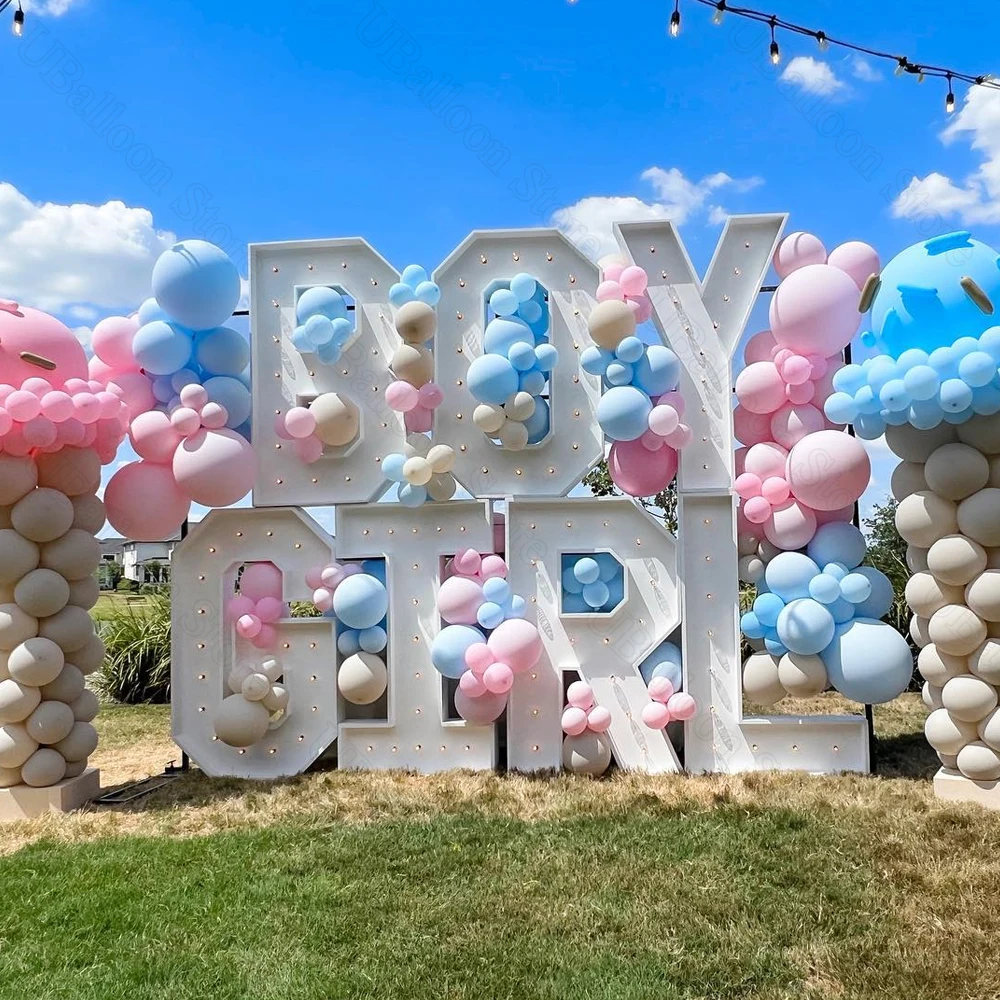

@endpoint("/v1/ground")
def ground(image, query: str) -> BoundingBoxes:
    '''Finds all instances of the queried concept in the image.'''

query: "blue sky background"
[2,0,999,530]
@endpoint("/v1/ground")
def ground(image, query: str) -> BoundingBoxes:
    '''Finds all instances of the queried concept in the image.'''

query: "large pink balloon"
[109,371,156,418]
[815,503,855,525]
[769,264,861,356]
[0,305,89,386]
[608,438,678,497]
[240,562,283,601]
[827,241,880,292]
[487,618,542,674]
[770,403,825,449]
[437,576,485,625]
[104,461,191,540]
[455,688,507,724]
[764,499,818,550]
[744,441,788,481]
[772,232,826,279]
[735,362,785,414]
[172,428,256,507]
[91,315,139,372]
[742,329,777,364]
[129,410,182,463]
[732,405,772,447]
[786,429,871,511]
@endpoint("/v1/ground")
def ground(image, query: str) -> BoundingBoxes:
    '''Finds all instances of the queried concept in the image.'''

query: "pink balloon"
[88,356,117,383]
[480,554,508,580]
[770,264,861,356]
[91,315,139,371]
[648,403,679,437]
[596,280,624,302]
[313,587,333,612]
[237,614,262,638]
[109,372,156,418]
[255,597,285,623]
[200,402,229,430]
[404,405,433,433]
[459,670,488,698]
[320,564,344,587]
[171,406,202,437]
[483,662,514,695]
[587,706,612,733]
[437,576,485,625]
[827,241,880,292]
[743,329,778,364]
[172,428,256,507]
[761,476,790,505]
[130,410,182,463]
[641,701,672,730]
[608,438,678,497]
[453,548,482,577]
[629,296,653,323]
[561,706,589,736]
[735,473,763,500]
[656,389,685,419]
[779,354,812,386]
[0,305,89,386]
[601,261,625,282]
[40,390,73,423]
[743,496,772,524]
[293,436,324,463]
[567,681,595,710]
[648,677,675,703]
[240,562,283,602]
[815,503,855,525]
[465,642,496,677]
[251,624,278,650]
[6,389,40,422]
[785,429,871,511]
[785,381,815,405]
[180,383,210,410]
[764,499,818,550]
[0,408,10,436]
[96,390,121,420]
[667,692,697,720]
[733,405,772,447]
[3,427,30,456]
[21,416,56,447]
[737,506,764,540]
[385,380,420,412]
[58,418,86,446]
[487,618,541,674]
[104,461,191,540]
[734,446,748,477]
[284,406,317,439]
[772,232,827,279]
[226,595,255,620]
[73,392,102,424]
[640,429,664,451]
[735,362,786,415]
[418,382,444,409]
[770,403,825,450]
[274,412,294,441]
[305,566,325,590]
[619,266,648,297]
[745,442,788,481]
[455,688,507,724]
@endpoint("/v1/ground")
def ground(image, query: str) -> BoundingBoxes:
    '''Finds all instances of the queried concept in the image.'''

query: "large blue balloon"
[597,386,651,441]
[204,376,251,428]
[822,618,913,703]
[431,624,485,678]
[632,345,680,396]
[764,552,821,602]
[467,354,519,404]
[524,396,550,444]
[195,327,250,377]
[806,522,867,571]
[333,574,389,630]
[296,286,348,324]
[132,320,192,376]
[777,599,835,655]
[483,317,533,357]
[638,641,682,688]
[849,566,894,620]
[138,296,169,326]
[151,240,241,332]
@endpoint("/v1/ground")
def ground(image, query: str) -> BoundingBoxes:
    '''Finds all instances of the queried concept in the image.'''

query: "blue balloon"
[414,280,440,306]
[518,300,543,324]
[909,398,944,429]
[573,557,600,585]
[483,577,511,605]
[333,574,389,630]
[330,317,353,345]
[204,376,251,428]
[741,611,766,639]
[297,286,348,323]
[381,453,406,483]
[764,552,821,601]
[510,272,537,301]
[883,407,912,427]
[151,375,175,404]
[152,240,241,332]
[483,317,533,356]
[764,634,789,658]
[807,522,867,570]
[580,345,613,377]
[316,342,342,366]
[832,364,866,394]
[562,593,589,615]
[849,566,894,620]
[929,346,959,379]
[616,336,645,364]
[879,379,911,412]
[490,288,520,317]
[822,618,913,703]
[959,350,997,388]
[896,348,929,372]
[854,385,881,415]
[854,412,886,439]
[650,657,682,690]
[195,326,250,377]
[583,581,610,609]
[940,378,974,412]
[401,263,428,287]
[604,362,633,387]
[942,406,975,425]
[595,553,621,583]
[982,326,1000,360]
[519,370,547,396]
[398,484,427,507]
[359,626,388,654]
[304,315,336,347]
[828,597,857,624]
[477,602,506,630]
[754,592,785,628]
[972,384,1000,416]
[388,282,415,308]
[508,595,527,618]
[468,354,519,404]
[562,567,583,595]
[133,321,192,376]
[632,345,680,396]
[840,572,873,604]
[866,356,897,394]
[776,599,836,655]
[524,396,551,444]
[509,342,537,372]
[808,575,842,605]
[824,392,858,424]
[138,296,169,326]
[431,624,486,678]
[597,386,652,441]
[337,629,362,656]
[534,344,558,372]
[170,368,201,393]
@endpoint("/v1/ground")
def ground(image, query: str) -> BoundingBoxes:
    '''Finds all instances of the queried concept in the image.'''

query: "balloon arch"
[1,218,999,813]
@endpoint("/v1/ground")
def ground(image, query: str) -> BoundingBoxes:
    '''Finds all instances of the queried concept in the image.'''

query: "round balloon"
[104,462,190,540]
[151,240,241,331]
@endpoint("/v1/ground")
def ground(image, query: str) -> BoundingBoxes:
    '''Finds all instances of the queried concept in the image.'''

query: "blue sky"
[2,0,999,527]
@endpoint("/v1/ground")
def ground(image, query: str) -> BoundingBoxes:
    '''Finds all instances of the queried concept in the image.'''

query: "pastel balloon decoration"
[152,240,242,332]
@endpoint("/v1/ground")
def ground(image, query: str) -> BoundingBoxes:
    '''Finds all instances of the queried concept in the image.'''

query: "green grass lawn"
[1,697,998,1000]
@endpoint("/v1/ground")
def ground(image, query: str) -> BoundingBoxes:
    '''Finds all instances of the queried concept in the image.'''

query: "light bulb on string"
[946,73,956,113]
[816,31,828,52]
[712,1,725,25]
[12,1,23,36]
[768,18,780,65]
[895,57,907,77]
[669,0,681,37]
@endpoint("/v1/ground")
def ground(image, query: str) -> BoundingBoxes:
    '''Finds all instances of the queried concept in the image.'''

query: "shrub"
[97,593,172,704]
[116,578,138,593]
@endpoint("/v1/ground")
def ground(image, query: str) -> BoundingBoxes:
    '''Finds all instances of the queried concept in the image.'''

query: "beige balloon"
[67,576,100,611]
[924,707,977,754]
[922,682,943,711]
[956,412,1000,455]
[35,447,102,497]
[0,679,41,724]
[10,488,74,543]
[924,442,990,500]
[505,391,536,422]
[63,758,88,779]
[905,572,964,618]
[20,747,67,787]
[561,731,612,776]
[917,643,968,686]
[14,568,71,619]
[262,683,289,714]
[402,456,433,486]
[338,652,387,705]
[311,392,360,447]
[0,723,38,768]
[966,569,1000,622]
[894,491,958,548]
[909,615,932,649]
[885,421,956,463]
[738,554,765,584]
[426,445,455,475]
[426,474,456,502]
[758,539,782,563]
[890,461,927,501]
[70,493,107,534]
[587,299,635,350]
[0,529,39,586]
[38,605,96,654]
[473,404,505,434]
[738,533,760,557]
[777,652,828,697]
[928,605,987,656]
[969,638,1000,685]
[8,637,65,687]
[937,751,959,770]
[941,675,999,722]
[989,456,1000,489]
[53,720,98,762]
[213,694,270,748]
[72,634,106,676]
[926,534,987,587]
[41,663,85,704]
[241,672,271,702]
[498,419,529,451]
[259,657,283,683]
[394,300,436,344]
[906,545,929,573]
[978,707,1000,751]
[742,652,786,706]
[957,489,1000,547]
[69,689,100,723]
[0,455,38,506]
[25,700,75,745]
[956,741,1000,781]
[40,529,101,581]
[0,507,9,530]
[0,766,21,788]
[390,344,433,386]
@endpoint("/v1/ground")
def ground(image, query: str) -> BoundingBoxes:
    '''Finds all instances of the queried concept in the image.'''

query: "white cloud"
[849,55,883,83]
[891,85,1000,225]
[22,1,83,14]
[780,56,845,96]
[552,167,764,258]
[0,182,177,315]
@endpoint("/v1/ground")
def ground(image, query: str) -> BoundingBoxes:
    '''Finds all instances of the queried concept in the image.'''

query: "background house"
[98,536,179,587]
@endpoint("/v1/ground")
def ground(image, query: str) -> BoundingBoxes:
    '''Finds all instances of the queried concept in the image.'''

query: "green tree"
[583,459,678,533]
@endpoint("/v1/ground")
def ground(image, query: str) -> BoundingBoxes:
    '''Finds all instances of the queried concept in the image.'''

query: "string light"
[816,30,828,52]
[712,1,725,25]
[946,73,956,114]
[12,1,22,36]
[768,17,780,66]
[669,0,681,38]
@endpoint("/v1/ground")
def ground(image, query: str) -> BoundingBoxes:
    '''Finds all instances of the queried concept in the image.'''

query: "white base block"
[933,767,1000,811]
[0,769,100,821]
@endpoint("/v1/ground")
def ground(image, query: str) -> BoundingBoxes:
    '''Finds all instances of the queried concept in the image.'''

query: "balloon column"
[0,303,123,793]
[102,240,256,541]
[832,232,1000,787]
[561,681,612,776]
[737,232,910,708]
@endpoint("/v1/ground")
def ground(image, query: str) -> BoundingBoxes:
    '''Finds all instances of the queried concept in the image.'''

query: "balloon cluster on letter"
[561,554,624,613]
[381,434,457,507]
[225,562,289,652]
[560,681,612,776]
[214,656,288,748]
[291,286,354,365]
